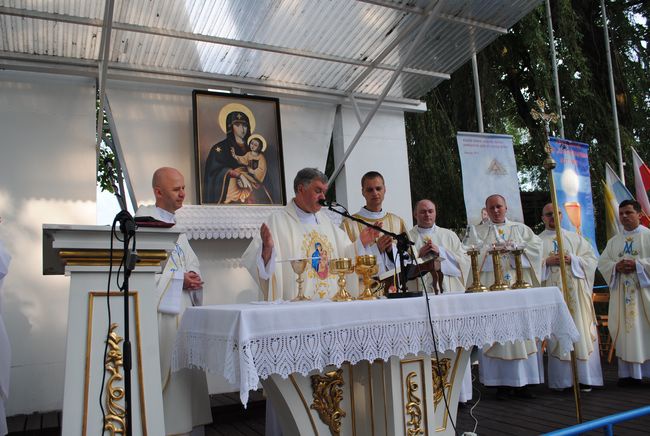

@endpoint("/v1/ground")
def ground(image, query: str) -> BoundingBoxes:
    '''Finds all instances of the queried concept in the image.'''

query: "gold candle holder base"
[489,247,510,291]
[290,259,311,301]
[355,255,382,300]
[465,248,488,293]
[330,258,354,302]
[510,248,531,289]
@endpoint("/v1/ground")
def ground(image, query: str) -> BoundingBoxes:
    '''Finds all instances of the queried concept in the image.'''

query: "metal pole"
[545,0,565,138]
[471,53,484,133]
[601,0,624,183]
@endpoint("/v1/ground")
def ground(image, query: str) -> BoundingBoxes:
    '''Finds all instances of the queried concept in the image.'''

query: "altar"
[172,287,579,435]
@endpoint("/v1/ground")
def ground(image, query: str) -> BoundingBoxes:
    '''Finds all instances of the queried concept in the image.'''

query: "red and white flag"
[631,147,650,227]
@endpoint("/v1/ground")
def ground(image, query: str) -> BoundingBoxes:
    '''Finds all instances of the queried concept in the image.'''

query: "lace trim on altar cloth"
[171,301,579,405]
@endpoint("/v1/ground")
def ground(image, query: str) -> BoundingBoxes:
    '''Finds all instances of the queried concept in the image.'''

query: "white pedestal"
[262,349,469,436]
[44,224,180,436]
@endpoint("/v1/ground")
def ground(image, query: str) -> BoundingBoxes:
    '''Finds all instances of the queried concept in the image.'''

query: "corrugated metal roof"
[0,0,543,106]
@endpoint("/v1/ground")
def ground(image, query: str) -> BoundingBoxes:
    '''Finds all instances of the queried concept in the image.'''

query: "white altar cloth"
[172,286,578,405]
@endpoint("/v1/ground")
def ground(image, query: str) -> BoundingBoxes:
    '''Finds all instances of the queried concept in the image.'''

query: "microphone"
[318,199,339,207]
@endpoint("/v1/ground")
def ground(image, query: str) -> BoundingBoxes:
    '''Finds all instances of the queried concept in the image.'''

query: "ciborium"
[330,257,354,302]
[355,255,383,300]
[290,259,311,301]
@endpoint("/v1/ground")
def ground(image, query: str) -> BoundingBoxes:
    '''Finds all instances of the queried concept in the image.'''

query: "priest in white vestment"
[597,200,650,384]
[341,171,407,275]
[407,199,473,402]
[538,203,602,391]
[243,168,378,301]
[135,167,211,435]
[474,194,544,399]
[0,237,11,436]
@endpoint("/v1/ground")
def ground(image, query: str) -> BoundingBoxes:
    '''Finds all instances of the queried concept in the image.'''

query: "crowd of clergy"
[1,166,648,435]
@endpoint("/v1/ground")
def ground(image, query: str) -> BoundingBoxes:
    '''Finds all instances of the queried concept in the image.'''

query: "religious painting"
[302,230,333,299]
[193,90,286,205]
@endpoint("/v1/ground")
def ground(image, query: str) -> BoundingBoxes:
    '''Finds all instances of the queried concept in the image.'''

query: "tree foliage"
[406,0,649,248]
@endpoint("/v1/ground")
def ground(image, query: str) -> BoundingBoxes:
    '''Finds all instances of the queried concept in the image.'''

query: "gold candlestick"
[355,255,383,300]
[488,247,510,291]
[465,248,487,292]
[330,258,354,302]
[510,248,531,289]
[290,259,311,301]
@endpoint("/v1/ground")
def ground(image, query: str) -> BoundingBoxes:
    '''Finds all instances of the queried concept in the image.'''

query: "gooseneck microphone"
[318,199,340,207]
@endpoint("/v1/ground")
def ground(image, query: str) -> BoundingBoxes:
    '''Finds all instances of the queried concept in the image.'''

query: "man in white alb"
[242,167,378,301]
[538,203,602,391]
[474,194,544,399]
[135,167,211,435]
[0,230,11,436]
[341,171,407,275]
[407,199,473,403]
[597,199,650,385]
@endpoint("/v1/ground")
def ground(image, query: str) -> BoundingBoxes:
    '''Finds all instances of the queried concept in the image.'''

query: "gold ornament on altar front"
[355,255,383,300]
[310,369,346,435]
[405,372,424,436]
[330,258,354,302]
[289,259,311,301]
[432,358,452,408]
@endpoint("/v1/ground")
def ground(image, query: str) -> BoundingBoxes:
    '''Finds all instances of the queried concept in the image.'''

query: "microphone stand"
[106,158,136,436]
[324,202,418,296]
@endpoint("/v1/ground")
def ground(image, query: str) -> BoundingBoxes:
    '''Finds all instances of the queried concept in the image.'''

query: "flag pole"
[531,99,583,424]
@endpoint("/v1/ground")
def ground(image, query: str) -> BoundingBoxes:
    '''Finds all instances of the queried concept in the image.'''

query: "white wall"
[335,107,414,227]
[0,74,414,411]
[0,71,97,414]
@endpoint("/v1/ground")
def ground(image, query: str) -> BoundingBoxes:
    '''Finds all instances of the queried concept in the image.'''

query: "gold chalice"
[330,258,354,302]
[355,255,383,300]
[290,259,311,301]
[564,201,582,235]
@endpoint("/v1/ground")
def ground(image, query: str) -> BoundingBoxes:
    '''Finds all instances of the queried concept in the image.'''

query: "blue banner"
[549,137,598,253]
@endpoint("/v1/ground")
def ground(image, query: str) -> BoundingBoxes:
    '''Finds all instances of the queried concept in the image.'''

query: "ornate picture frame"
[193,90,286,205]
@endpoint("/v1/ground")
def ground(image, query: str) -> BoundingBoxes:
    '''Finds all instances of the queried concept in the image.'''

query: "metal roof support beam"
[329,2,441,184]
[345,0,445,94]
[0,6,447,80]
[103,95,138,212]
[471,53,484,133]
[96,0,115,152]
[357,0,508,33]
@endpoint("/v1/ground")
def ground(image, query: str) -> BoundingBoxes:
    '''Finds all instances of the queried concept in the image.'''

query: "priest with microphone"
[242,167,379,301]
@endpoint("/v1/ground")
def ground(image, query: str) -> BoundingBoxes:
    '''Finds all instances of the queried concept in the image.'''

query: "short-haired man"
[407,199,472,403]
[407,199,469,293]
[539,203,602,391]
[597,200,650,385]
[341,171,407,274]
[242,168,378,301]
[474,194,544,399]
[135,167,212,435]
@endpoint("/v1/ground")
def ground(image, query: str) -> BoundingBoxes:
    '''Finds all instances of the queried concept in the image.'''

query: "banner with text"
[457,132,523,225]
[549,137,598,253]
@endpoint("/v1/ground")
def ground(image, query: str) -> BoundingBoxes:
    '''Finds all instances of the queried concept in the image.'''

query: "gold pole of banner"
[531,99,583,424]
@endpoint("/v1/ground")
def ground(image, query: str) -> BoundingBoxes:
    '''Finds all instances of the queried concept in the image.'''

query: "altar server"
[538,203,602,391]
[598,200,650,384]
[135,167,211,435]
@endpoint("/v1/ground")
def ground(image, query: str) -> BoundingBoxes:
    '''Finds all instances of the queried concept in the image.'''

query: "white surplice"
[597,225,650,379]
[135,205,212,435]
[475,220,545,387]
[242,200,362,301]
[539,229,603,388]
[407,225,470,293]
[0,241,11,436]
[341,208,407,274]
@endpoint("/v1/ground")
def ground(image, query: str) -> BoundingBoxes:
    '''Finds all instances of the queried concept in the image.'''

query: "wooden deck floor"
[7,357,649,435]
